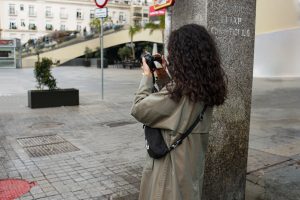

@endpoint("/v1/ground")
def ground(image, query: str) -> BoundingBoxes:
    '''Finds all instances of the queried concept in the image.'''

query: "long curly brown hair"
[166,24,227,106]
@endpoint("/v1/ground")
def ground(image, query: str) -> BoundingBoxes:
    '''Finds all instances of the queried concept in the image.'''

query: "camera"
[142,53,163,72]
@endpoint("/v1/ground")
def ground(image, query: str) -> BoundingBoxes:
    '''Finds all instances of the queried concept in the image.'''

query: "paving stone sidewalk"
[0,67,300,200]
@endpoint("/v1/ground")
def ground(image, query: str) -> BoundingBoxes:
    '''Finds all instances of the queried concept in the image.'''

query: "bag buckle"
[170,140,182,150]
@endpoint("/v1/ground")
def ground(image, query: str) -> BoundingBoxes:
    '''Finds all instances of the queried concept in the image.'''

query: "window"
[9,4,16,15]
[60,8,68,19]
[46,24,53,31]
[77,24,81,31]
[9,21,17,29]
[60,24,66,31]
[76,9,83,19]
[29,5,36,16]
[29,23,36,30]
[20,4,24,11]
[21,19,25,27]
[119,12,124,21]
[46,7,52,18]
[90,10,95,19]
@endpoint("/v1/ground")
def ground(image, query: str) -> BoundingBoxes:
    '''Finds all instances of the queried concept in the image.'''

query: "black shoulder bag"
[144,105,208,159]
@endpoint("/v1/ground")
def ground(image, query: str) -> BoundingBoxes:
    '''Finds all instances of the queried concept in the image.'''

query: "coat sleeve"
[130,74,177,127]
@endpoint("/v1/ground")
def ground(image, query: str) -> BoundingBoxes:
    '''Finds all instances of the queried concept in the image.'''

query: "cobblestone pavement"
[0,67,144,200]
[0,67,300,200]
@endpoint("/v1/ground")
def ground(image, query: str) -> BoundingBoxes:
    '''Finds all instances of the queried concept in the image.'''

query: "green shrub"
[118,46,131,60]
[84,47,93,61]
[34,58,57,90]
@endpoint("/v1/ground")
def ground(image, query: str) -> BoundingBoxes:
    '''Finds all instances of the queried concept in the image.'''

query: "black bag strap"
[169,104,208,151]
[150,71,208,151]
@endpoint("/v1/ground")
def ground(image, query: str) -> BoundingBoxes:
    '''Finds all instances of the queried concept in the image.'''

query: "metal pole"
[14,44,16,68]
[164,7,172,56]
[100,17,104,100]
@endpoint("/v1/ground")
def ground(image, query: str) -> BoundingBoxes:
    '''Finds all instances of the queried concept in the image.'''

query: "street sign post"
[94,4,108,100]
[153,0,175,10]
[95,8,108,18]
[94,0,108,8]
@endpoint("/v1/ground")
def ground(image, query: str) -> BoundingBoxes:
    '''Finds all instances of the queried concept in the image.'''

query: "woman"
[131,24,227,200]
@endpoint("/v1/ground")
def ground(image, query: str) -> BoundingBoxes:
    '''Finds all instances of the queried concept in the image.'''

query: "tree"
[90,17,112,33]
[84,47,93,61]
[90,18,101,33]
[144,15,165,50]
[34,58,57,90]
[128,25,141,60]
[118,46,132,61]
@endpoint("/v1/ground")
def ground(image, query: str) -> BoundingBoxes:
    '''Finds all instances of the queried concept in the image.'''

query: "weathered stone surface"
[171,0,256,199]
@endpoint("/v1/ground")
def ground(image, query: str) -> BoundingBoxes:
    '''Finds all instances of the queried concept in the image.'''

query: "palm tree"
[90,18,101,33]
[144,15,165,49]
[128,25,141,60]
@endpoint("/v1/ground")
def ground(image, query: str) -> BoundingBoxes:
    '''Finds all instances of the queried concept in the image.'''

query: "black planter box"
[83,60,91,67]
[28,89,79,108]
[97,59,108,68]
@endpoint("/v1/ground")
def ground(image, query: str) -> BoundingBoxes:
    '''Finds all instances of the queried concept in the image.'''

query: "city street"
[0,66,300,199]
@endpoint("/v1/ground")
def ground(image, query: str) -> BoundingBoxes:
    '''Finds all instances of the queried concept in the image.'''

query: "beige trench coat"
[131,75,213,200]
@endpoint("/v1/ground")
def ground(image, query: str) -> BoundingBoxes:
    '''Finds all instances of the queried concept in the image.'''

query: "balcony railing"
[29,24,37,30]
[60,13,68,19]
[133,13,142,17]
[46,12,53,18]
[29,11,37,17]
[45,25,53,31]
[77,15,84,20]
[9,10,18,16]
[9,26,17,30]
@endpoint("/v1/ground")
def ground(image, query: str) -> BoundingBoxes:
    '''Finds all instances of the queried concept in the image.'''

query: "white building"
[0,0,151,44]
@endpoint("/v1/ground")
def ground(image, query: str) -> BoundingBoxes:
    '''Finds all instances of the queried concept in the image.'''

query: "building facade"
[0,0,151,44]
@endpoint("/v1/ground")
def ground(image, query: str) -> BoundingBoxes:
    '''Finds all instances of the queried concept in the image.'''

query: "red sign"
[94,0,108,8]
[153,0,175,10]
[149,6,166,17]
[0,40,14,46]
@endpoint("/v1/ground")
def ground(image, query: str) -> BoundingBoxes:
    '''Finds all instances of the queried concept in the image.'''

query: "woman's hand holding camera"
[141,57,152,76]
[141,54,168,76]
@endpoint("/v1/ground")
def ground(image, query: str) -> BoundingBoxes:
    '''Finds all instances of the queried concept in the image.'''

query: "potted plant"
[28,57,79,108]
[83,47,92,67]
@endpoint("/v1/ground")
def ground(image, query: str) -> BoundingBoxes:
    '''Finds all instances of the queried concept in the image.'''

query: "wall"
[254,0,300,77]
[256,0,300,34]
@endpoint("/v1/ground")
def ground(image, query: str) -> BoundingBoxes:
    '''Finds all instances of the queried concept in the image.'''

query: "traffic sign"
[95,8,108,18]
[153,0,175,10]
[94,0,108,8]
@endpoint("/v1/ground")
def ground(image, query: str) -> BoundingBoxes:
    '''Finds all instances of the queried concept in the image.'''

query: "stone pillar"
[171,0,256,199]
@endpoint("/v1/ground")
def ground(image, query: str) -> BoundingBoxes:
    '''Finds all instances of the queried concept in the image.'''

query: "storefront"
[0,39,22,68]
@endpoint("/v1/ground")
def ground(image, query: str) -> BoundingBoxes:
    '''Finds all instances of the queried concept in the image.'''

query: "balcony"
[76,14,84,20]
[60,13,68,19]
[9,26,17,30]
[9,10,18,16]
[29,12,37,17]
[133,13,142,18]
[45,25,53,31]
[46,12,54,18]
[29,24,37,31]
